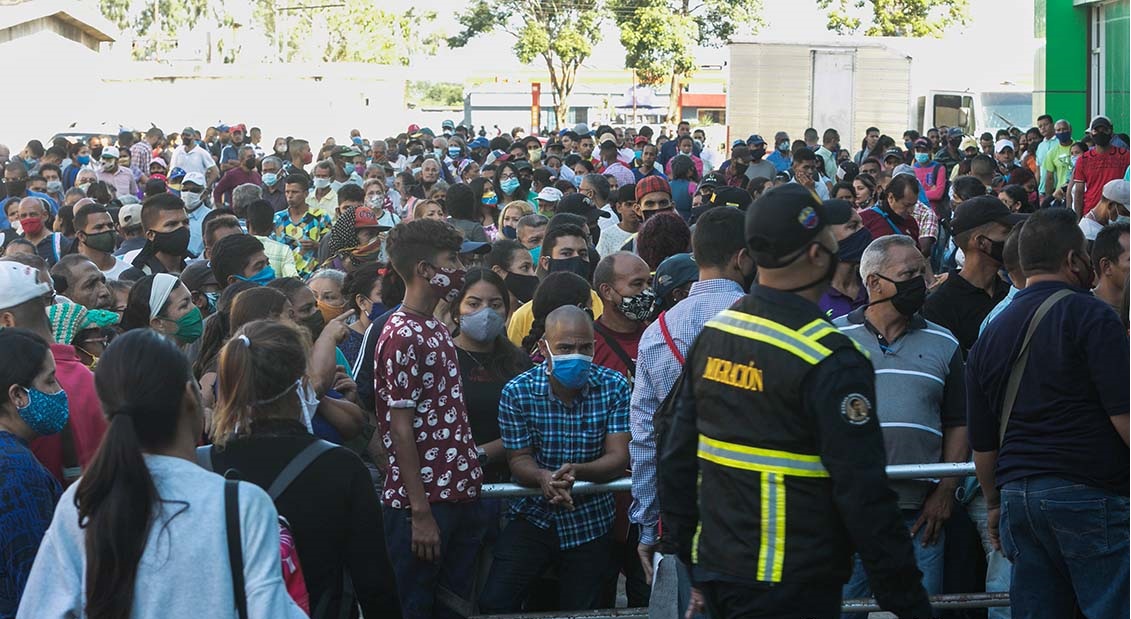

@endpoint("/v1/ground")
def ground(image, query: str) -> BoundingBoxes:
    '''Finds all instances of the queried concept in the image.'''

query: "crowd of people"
[0,112,1127,619]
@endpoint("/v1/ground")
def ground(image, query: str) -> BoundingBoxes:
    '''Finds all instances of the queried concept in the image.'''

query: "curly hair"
[636,212,691,271]
[384,218,463,279]
[520,271,592,353]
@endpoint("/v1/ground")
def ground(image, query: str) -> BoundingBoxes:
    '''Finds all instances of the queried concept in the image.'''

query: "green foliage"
[407,81,465,108]
[98,0,212,60]
[816,0,970,37]
[448,0,605,125]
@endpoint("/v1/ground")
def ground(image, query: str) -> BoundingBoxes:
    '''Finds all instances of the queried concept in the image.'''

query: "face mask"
[614,287,658,322]
[77,154,91,165]
[570,174,582,188]
[500,177,521,195]
[181,191,203,211]
[634,149,643,160]
[502,225,517,240]
[904,140,914,150]
[17,386,69,436]
[352,136,364,146]
[313,177,331,190]
[482,192,498,207]
[20,216,44,235]
[317,299,348,322]
[83,230,117,253]
[1070,155,1080,168]
[778,141,790,152]
[262,172,279,186]
[46,180,63,194]
[448,147,461,159]
[873,274,927,317]
[505,272,539,303]
[544,348,593,390]
[343,163,356,176]
[235,264,276,286]
[1056,131,1072,144]
[101,160,117,171]
[300,311,325,340]
[528,148,542,162]
[6,180,27,196]
[1116,215,1130,225]
[77,182,91,193]
[151,227,190,256]
[1092,132,1112,148]
[427,265,466,304]
[367,302,389,322]
[914,153,930,164]
[169,306,204,343]
[781,242,839,294]
[411,166,422,177]
[330,180,344,192]
[546,256,590,279]
[459,306,506,342]
[204,291,220,314]
[836,228,872,263]
[530,245,542,263]
[983,237,1005,263]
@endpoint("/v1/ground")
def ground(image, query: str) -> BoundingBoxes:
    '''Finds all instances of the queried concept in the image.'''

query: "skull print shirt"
[375,309,483,508]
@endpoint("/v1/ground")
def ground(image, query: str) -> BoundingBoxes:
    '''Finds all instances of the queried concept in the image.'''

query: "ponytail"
[75,412,158,619]
[212,335,257,445]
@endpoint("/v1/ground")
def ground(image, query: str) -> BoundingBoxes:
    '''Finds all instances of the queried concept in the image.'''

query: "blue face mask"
[634,149,643,160]
[262,172,279,186]
[204,291,220,314]
[18,386,69,436]
[352,136,364,146]
[344,163,356,175]
[502,225,517,239]
[235,265,276,286]
[914,152,930,164]
[434,148,445,159]
[367,302,389,322]
[448,147,461,158]
[77,154,91,165]
[544,349,593,390]
[529,245,542,264]
[500,177,521,195]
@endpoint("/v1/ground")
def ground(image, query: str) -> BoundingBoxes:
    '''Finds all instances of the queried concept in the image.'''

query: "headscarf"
[148,273,178,320]
[329,205,359,254]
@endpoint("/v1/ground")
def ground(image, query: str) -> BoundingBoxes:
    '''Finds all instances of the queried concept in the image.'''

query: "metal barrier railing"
[481,461,976,498]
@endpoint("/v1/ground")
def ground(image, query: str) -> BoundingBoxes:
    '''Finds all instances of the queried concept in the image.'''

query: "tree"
[259,1,440,64]
[98,0,213,60]
[448,0,604,128]
[815,0,970,37]
[611,0,763,124]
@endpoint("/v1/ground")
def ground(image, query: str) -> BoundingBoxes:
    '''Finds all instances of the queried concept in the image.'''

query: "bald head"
[545,304,594,337]
[540,305,595,377]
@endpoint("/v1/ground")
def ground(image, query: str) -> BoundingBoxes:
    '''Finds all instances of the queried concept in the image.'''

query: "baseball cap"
[822,199,856,225]
[442,119,455,130]
[699,172,724,191]
[180,260,219,291]
[994,139,1015,154]
[1091,115,1113,131]
[118,203,143,228]
[0,262,50,311]
[182,171,206,188]
[573,122,591,136]
[950,196,1027,236]
[181,126,195,137]
[1102,179,1129,206]
[636,175,672,202]
[913,138,931,150]
[732,139,747,148]
[883,148,904,161]
[336,145,363,158]
[836,161,859,181]
[168,167,187,181]
[892,164,916,178]
[217,124,230,132]
[960,137,979,151]
[100,145,120,159]
[353,206,384,230]
[460,240,492,255]
[537,187,564,203]
[557,193,610,219]
[947,127,964,139]
[406,123,421,133]
[634,136,649,145]
[653,253,698,300]
[599,139,618,151]
[47,303,89,346]
[230,123,246,133]
[747,134,767,146]
[709,186,753,211]
[469,137,489,150]
[148,158,168,170]
[744,184,828,268]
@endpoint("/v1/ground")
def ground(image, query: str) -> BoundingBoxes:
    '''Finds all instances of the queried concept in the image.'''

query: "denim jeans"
[965,492,1012,619]
[841,509,944,619]
[382,501,487,619]
[478,517,612,613]
[1000,476,1129,619]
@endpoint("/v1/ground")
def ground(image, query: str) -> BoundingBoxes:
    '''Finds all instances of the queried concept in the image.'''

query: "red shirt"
[860,204,920,240]
[375,309,482,508]
[30,344,108,483]
[592,319,643,382]
[1073,146,1129,215]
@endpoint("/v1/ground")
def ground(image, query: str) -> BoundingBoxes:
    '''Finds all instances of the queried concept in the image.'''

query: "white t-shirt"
[597,223,635,257]
[170,145,218,177]
[598,203,619,230]
[101,256,133,281]
[1079,216,1104,241]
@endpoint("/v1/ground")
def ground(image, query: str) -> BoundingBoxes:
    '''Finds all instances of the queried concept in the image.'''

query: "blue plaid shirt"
[498,363,631,549]
[629,279,745,545]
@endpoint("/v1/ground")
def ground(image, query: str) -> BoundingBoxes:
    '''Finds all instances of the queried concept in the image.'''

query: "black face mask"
[872,274,927,317]
[151,227,190,257]
[751,148,767,160]
[82,231,117,254]
[836,228,873,263]
[300,311,325,340]
[505,272,540,303]
[983,237,1005,263]
[546,256,590,279]
[1092,131,1113,148]
[5,180,26,196]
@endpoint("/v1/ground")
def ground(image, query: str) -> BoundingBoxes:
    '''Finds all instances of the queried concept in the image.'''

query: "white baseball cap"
[536,187,563,203]
[1102,179,1129,207]
[100,145,120,159]
[0,263,50,311]
[994,139,1015,154]
[118,203,143,228]
[182,171,206,187]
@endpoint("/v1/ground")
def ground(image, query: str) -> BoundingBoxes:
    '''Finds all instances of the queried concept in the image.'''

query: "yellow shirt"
[507,290,605,347]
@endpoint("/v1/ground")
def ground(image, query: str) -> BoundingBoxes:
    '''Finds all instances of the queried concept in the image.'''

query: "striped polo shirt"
[834,308,966,510]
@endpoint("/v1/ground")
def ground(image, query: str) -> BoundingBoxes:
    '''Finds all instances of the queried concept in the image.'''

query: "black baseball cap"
[950,195,1027,236]
[700,171,724,191]
[709,186,753,211]
[821,199,856,225]
[557,192,611,218]
[883,148,904,161]
[745,184,828,268]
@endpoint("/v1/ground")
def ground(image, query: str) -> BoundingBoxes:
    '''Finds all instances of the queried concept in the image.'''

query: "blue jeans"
[1000,476,1129,619]
[382,501,487,619]
[478,517,612,613]
[966,492,1012,619]
[841,509,944,619]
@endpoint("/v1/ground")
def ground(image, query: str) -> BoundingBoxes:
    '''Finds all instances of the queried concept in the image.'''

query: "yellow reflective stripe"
[719,310,833,355]
[706,315,830,365]
[800,318,871,359]
[756,472,786,582]
[692,472,702,563]
[697,434,829,477]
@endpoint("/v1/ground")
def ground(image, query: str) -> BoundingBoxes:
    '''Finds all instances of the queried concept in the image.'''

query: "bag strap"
[593,320,636,375]
[869,205,904,236]
[267,439,337,500]
[999,289,1073,445]
[657,311,685,366]
[225,479,249,619]
[196,445,214,471]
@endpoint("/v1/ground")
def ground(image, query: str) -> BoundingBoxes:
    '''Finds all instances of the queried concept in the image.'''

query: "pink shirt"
[30,344,107,483]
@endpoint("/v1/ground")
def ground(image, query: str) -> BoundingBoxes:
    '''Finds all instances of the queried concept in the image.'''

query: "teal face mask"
[235,265,276,286]
[18,386,69,436]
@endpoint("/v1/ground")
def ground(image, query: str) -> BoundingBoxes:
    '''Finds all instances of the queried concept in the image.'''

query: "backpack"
[199,439,338,616]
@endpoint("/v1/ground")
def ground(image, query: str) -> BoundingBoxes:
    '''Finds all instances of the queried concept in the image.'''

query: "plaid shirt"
[253,235,301,278]
[499,363,630,549]
[271,207,332,273]
[628,279,745,545]
[912,202,939,240]
[129,141,152,176]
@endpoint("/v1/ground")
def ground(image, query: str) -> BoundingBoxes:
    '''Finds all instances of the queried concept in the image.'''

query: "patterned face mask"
[617,287,658,322]
[18,386,70,436]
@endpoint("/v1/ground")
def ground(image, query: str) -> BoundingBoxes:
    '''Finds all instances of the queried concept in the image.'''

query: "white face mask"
[181,191,203,210]
[313,178,331,190]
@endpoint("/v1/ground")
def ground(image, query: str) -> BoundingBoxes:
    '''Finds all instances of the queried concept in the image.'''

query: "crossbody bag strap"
[593,320,636,375]
[225,479,249,619]
[657,311,685,366]
[267,440,336,500]
[869,205,904,236]
[998,289,1073,445]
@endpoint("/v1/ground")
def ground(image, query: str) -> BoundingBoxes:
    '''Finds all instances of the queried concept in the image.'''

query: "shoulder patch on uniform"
[840,393,872,425]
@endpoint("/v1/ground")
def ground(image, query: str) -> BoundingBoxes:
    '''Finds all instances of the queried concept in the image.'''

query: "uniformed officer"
[658,184,933,619]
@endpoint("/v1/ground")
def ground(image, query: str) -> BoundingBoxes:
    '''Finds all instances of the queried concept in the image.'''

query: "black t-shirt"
[922,269,1010,353]
[455,345,530,482]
